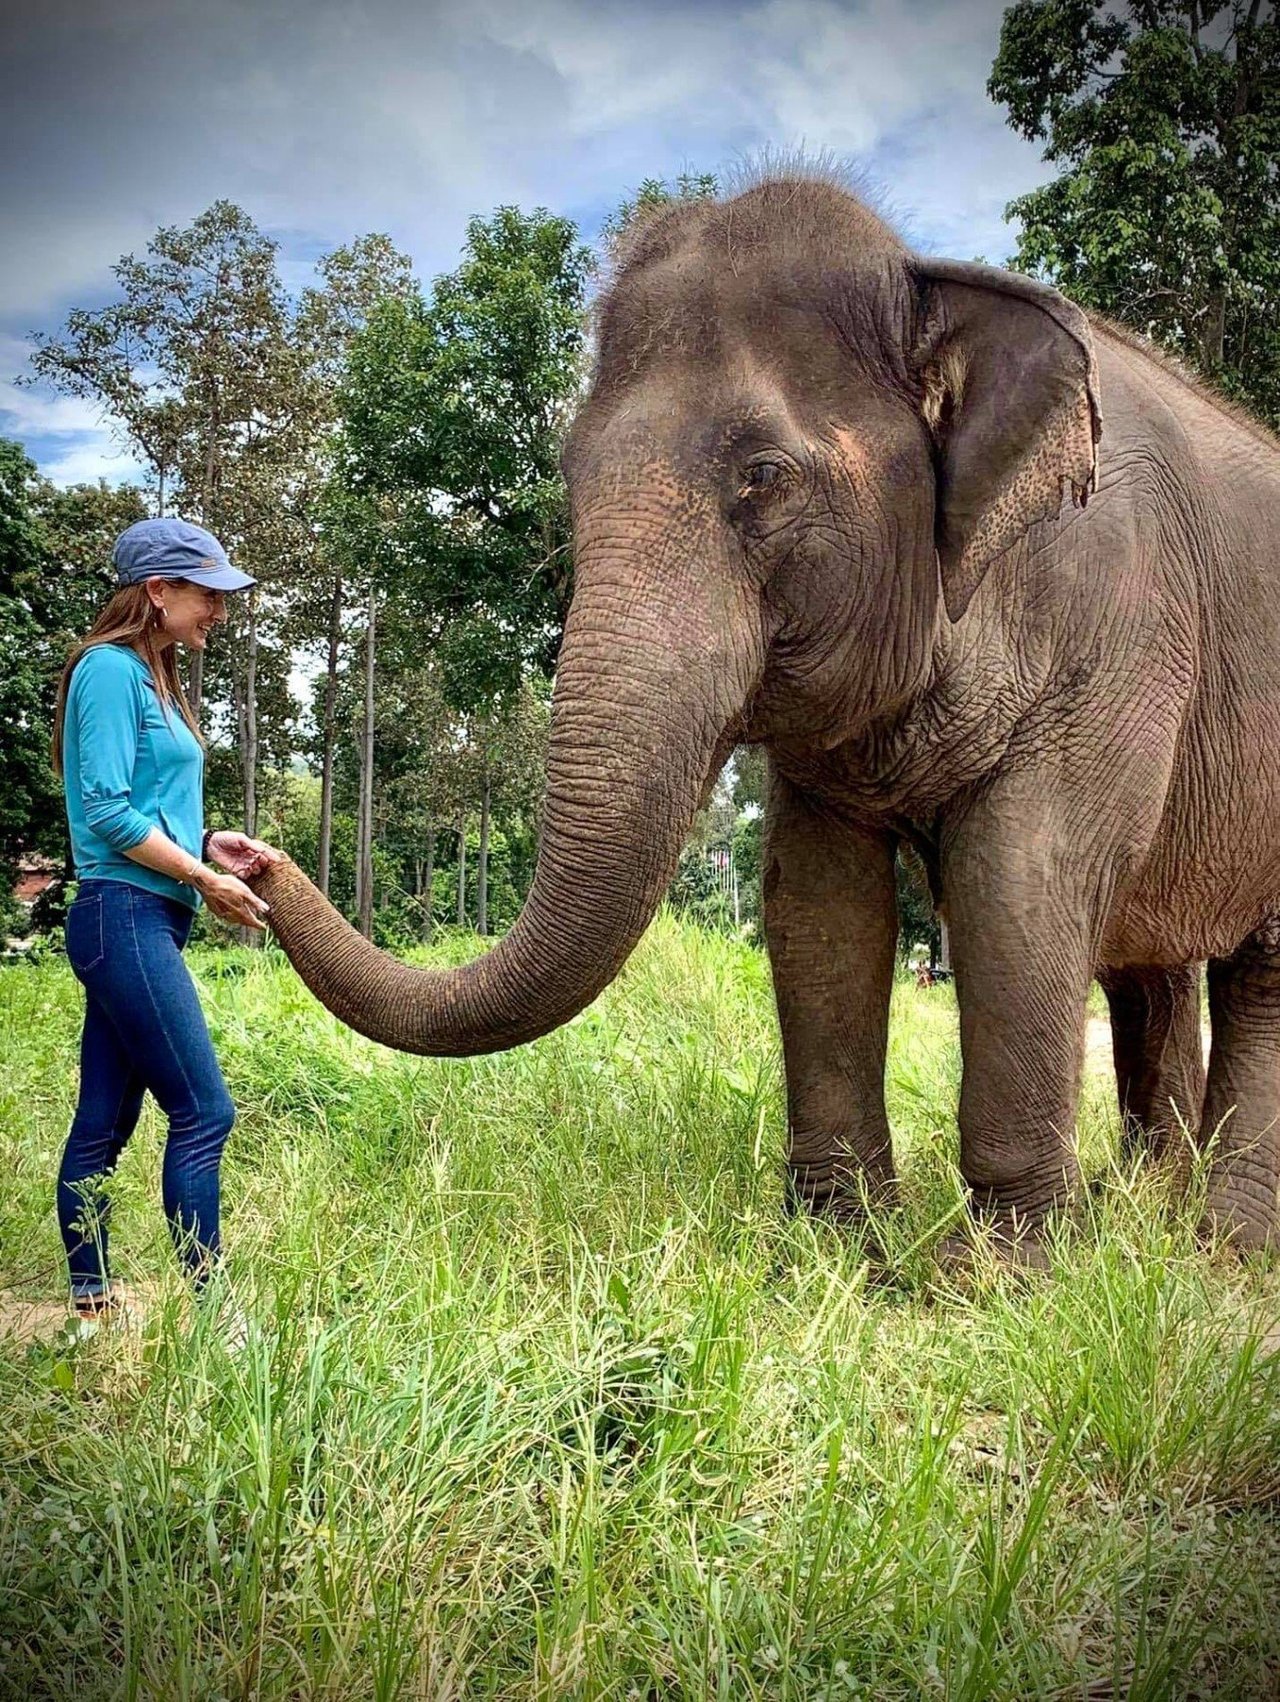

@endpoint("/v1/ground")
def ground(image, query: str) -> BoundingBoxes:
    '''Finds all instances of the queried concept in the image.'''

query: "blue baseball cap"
[112,519,257,592]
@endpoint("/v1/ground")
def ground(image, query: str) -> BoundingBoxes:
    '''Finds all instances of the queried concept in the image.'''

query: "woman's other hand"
[197,869,272,931]
[206,831,284,880]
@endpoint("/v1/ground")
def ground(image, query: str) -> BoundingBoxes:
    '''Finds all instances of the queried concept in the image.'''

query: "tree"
[289,235,418,896]
[27,201,324,915]
[467,685,550,935]
[353,639,549,939]
[308,482,403,936]
[29,202,309,724]
[319,206,588,939]
[990,0,1280,424]
[375,663,462,940]
[0,443,147,920]
[338,206,594,698]
[27,204,313,949]
[355,580,378,938]
[895,849,942,966]
[20,475,147,670]
[0,442,59,913]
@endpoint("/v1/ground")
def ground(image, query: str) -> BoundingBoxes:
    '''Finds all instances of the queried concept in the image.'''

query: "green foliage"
[896,848,942,964]
[990,0,1280,424]
[670,750,939,957]
[25,206,420,851]
[2,925,1278,1693]
[0,442,58,896]
[0,441,146,904]
[669,845,740,934]
[306,208,585,938]
[336,206,594,705]
[599,170,719,249]
[29,201,306,537]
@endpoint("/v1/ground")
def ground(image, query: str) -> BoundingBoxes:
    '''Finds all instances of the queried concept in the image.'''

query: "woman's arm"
[125,829,272,930]
[73,654,155,853]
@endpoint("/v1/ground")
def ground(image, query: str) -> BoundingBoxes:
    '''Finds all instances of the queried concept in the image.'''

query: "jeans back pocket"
[66,891,105,975]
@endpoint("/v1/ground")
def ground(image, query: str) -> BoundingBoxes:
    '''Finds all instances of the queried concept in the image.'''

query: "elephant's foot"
[934,1211,1056,1283]
[1200,1187,1279,1263]
[783,1164,899,1265]
[783,1163,898,1226]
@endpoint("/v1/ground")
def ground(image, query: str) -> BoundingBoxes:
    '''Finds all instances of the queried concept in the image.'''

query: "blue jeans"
[58,879,236,1298]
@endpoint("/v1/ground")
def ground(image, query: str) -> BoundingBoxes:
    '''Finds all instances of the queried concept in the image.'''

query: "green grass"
[1,914,1277,1699]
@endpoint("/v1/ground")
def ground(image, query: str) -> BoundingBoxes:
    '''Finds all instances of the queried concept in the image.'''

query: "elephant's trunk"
[251,557,759,1056]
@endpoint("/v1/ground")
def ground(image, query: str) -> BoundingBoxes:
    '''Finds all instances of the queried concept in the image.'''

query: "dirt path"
[0,1294,75,1345]
[1084,1016,1211,1075]
[0,1281,157,1348]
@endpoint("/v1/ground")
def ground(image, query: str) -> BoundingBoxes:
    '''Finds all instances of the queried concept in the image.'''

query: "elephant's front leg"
[942,806,1102,1254]
[763,773,898,1220]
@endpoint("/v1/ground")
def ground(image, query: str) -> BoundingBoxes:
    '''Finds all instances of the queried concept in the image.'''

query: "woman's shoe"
[69,1283,146,1337]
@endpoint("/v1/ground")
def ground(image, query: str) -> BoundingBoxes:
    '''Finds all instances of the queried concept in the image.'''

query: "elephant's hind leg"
[1200,928,1280,1253]
[1098,963,1205,1162]
[763,773,898,1222]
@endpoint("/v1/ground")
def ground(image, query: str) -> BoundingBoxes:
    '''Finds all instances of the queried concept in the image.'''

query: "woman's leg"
[75,885,236,1292]
[57,992,146,1300]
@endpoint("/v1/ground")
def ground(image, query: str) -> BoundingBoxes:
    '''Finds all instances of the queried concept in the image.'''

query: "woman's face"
[146,577,230,650]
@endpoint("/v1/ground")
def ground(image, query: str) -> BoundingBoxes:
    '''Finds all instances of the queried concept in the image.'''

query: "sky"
[1,0,1052,490]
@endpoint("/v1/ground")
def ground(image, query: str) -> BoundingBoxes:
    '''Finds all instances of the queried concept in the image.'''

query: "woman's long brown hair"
[52,584,203,775]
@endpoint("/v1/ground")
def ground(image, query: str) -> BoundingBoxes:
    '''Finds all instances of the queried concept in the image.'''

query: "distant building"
[12,855,58,907]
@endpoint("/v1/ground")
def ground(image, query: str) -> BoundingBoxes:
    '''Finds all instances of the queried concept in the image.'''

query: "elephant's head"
[253,175,1100,1056]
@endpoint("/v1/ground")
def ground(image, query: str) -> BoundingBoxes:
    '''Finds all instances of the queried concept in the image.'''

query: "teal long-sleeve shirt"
[63,644,205,910]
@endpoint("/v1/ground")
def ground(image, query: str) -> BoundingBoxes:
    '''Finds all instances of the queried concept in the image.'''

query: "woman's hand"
[206,830,284,880]
[196,868,272,931]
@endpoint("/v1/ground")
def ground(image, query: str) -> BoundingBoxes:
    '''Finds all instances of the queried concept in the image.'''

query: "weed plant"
[0,914,1277,1698]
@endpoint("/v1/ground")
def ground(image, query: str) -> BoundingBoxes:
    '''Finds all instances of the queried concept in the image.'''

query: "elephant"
[252,173,1280,1259]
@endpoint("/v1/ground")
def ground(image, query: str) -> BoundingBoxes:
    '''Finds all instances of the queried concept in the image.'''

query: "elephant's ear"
[910,258,1102,623]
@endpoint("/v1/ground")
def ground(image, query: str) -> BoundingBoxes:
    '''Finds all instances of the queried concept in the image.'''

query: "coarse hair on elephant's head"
[250,174,1102,1059]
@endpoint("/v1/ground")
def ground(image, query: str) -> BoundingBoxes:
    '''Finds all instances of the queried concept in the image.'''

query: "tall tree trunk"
[317,570,343,897]
[422,817,435,942]
[456,811,467,928]
[241,593,258,837]
[228,598,262,948]
[1202,288,1227,372]
[356,586,377,939]
[354,792,366,930]
[192,383,220,727]
[477,763,491,937]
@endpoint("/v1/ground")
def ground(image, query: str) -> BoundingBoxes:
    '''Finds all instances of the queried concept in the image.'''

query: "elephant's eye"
[741,460,786,496]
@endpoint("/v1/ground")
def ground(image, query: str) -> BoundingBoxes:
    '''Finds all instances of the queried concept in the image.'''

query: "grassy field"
[1,915,1278,1700]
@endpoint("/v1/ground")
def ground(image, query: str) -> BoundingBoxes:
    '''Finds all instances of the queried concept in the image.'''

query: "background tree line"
[2,1,1276,956]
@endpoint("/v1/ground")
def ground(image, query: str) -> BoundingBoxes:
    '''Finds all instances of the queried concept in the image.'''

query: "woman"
[53,517,283,1328]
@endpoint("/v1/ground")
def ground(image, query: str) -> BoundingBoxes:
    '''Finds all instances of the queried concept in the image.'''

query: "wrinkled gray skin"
[255,178,1280,1256]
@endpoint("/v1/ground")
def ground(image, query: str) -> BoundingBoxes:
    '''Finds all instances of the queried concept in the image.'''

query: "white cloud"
[1,336,98,430]
[38,441,149,487]
[1,0,1051,483]
[0,333,147,486]
[2,0,1042,307]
